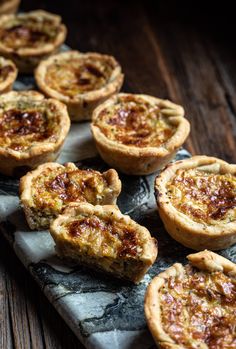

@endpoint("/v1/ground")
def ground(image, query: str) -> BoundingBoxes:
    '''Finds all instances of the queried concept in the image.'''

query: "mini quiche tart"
[20,162,122,230]
[0,0,20,15]
[155,155,236,250]
[0,91,70,177]
[145,250,236,349]
[91,93,190,175]
[35,50,124,121]
[0,10,67,73]
[0,56,17,94]
[50,203,158,283]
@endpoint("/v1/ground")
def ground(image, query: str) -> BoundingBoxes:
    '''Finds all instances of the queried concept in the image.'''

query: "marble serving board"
[0,69,236,349]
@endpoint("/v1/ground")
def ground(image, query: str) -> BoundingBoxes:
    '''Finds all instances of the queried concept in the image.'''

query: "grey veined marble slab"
[0,65,236,349]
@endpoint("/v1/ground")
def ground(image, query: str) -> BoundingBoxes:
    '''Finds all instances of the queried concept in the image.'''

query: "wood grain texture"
[1,0,235,348]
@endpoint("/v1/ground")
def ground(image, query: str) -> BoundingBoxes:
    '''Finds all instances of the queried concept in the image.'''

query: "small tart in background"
[0,10,67,73]
[91,93,190,175]
[0,91,70,176]
[155,155,236,250]
[50,203,158,283]
[145,250,236,349]
[35,50,124,121]
[0,56,17,94]
[20,162,122,230]
[0,0,20,15]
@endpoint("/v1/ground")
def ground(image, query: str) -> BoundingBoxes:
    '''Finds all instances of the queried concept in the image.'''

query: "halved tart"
[0,91,70,176]
[91,93,190,175]
[50,203,158,283]
[0,56,17,94]
[0,10,67,73]
[35,50,124,121]
[0,0,20,15]
[155,155,236,250]
[20,162,121,230]
[145,250,236,349]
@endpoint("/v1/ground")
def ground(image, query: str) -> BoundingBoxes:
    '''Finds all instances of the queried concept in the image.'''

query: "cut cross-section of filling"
[49,204,158,283]
[0,102,60,151]
[45,57,114,97]
[0,17,60,49]
[160,265,236,349]
[65,215,141,259]
[167,168,236,224]
[94,95,176,147]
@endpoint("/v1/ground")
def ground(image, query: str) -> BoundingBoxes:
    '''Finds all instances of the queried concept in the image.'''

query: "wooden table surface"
[1,0,236,348]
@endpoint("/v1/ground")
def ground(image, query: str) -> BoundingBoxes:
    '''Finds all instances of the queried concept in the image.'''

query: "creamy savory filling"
[94,95,176,147]
[160,265,236,349]
[62,214,142,259]
[0,101,59,151]
[32,168,112,215]
[45,57,114,97]
[0,64,14,83]
[0,16,59,49]
[167,168,236,224]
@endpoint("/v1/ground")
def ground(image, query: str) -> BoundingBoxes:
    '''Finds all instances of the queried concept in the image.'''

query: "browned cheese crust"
[35,51,124,121]
[50,203,158,283]
[91,93,190,175]
[20,162,121,230]
[155,155,236,250]
[0,91,70,176]
[145,250,236,349]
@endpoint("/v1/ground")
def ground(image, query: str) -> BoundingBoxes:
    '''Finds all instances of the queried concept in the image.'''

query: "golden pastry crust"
[0,91,70,176]
[35,50,124,121]
[50,203,158,283]
[0,10,67,73]
[145,250,236,349]
[155,155,236,250]
[91,93,190,175]
[0,56,17,93]
[0,0,20,15]
[20,162,121,230]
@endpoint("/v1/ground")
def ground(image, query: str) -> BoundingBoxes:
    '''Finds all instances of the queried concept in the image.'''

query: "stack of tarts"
[20,162,158,283]
[0,4,235,346]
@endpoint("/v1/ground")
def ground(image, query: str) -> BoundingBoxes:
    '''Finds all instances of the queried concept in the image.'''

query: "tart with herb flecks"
[20,162,121,230]
[50,203,158,283]
[91,93,190,175]
[35,50,124,121]
[155,155,236,250]
[0,10,67,73]
[0,91,70,176]
[145,250,236,349]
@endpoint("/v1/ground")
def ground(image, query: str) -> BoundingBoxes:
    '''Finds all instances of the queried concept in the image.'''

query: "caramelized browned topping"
[45,57,114,97]
[32,168,110,214]
[95,95,175,147]
[66,215,139,258]
[167,168,236,223]
[160,265,236,349]
[0,108,55,150]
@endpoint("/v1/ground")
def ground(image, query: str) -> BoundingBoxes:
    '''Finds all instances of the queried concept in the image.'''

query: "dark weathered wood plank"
[0,235,83,349]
